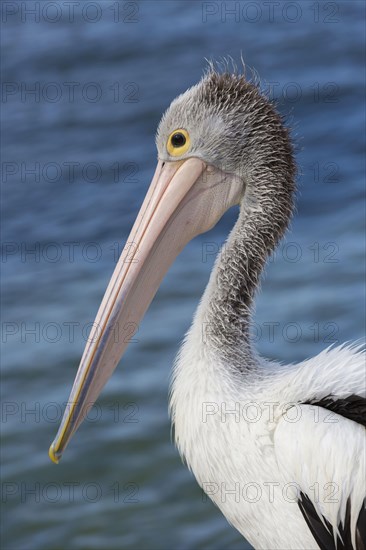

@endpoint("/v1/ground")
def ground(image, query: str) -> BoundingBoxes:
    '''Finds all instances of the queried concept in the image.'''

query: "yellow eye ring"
[167,128,190,156]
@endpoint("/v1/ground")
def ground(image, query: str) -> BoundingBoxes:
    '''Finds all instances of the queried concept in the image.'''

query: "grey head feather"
[156,67,296,370]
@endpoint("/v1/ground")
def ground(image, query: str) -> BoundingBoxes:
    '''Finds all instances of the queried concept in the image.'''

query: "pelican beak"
[49,157,241,463]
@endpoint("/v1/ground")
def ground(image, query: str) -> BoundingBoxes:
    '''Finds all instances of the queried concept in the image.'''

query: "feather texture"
[157,67,366,549]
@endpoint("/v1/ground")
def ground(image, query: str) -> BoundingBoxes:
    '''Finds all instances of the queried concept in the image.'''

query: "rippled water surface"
[2,1,365,549]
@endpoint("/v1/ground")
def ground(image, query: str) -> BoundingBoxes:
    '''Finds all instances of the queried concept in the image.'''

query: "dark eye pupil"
[171,132,186,148]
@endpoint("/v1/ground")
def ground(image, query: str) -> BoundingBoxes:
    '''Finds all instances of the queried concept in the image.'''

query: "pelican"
[49,66,365,549]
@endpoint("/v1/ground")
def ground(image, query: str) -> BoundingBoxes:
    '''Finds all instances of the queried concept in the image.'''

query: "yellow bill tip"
[48,443,61,464]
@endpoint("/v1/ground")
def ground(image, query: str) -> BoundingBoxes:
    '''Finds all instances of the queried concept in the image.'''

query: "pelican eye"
[172,133,186,147]
[167,128,190,156]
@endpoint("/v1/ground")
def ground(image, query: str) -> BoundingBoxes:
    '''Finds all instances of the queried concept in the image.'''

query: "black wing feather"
[303,394,366,427]
[298,493,366,550]
[299,394,365,548]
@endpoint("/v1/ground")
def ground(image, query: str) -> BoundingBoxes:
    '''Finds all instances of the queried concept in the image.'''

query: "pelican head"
[49,67,295,463]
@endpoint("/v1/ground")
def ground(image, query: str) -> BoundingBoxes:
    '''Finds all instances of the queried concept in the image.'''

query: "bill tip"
[48,443,61,464]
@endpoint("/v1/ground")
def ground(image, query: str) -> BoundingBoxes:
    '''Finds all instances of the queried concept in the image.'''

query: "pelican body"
[50,67,366,549]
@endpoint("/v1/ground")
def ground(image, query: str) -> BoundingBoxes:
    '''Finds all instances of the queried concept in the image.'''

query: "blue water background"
[2,1,365,549]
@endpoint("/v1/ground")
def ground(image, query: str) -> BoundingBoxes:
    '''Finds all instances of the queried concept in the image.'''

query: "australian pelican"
[50,66,365,549]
